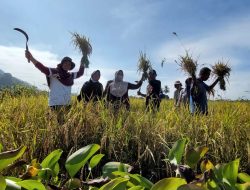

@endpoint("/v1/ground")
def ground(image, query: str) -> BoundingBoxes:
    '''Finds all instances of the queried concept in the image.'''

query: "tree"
[163,85,170,94]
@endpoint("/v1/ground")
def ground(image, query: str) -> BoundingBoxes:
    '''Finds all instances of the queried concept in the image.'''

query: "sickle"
[14,28,29,50]
[14,28,30,62]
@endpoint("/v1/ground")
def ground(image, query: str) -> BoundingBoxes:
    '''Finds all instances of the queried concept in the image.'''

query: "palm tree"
[163,85,170,94]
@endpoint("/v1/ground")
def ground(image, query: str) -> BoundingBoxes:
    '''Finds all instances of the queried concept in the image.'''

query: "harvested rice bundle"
[72,32,92,68]
[137,51,152,80]
[178,52,198,78]
[212,61,231,90]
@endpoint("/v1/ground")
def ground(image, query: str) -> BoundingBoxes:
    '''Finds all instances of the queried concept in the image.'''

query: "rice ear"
[71,32,92,56]
[137,51,152,77]
[178,52,197,77]
[212,60,231,90]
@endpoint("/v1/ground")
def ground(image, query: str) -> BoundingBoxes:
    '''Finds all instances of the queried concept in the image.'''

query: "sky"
[0,0,250,100]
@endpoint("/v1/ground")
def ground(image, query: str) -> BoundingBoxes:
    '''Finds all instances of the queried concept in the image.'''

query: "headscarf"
[46,57,75,87]
[109,70,128,97]
[91,70,100,83]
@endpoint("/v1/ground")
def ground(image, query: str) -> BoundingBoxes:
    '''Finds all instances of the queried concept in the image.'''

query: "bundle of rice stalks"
[178,52,198,78]
[71,32,92,68]
[137,52,152,80]
[212,61,231,90]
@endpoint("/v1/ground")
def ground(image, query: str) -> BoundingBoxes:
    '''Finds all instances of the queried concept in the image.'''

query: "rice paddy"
[0,90,249,180]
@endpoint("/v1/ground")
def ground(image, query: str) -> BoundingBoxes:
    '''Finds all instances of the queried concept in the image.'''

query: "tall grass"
[0,92,249,179]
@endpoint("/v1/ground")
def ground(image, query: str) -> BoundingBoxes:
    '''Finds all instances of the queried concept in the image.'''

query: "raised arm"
[75,55,88,79]
[208,77,221,91]
[25,50,50,75]
[128,73,145,90]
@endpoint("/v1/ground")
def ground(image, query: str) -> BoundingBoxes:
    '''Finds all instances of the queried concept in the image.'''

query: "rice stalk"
[71,32,92,68]
[178,52,198,78]
[212,61,231,90]
[137,51,152,80]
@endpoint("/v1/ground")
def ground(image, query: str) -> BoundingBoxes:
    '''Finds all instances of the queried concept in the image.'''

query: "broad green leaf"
[0,146,26,172]
[89,187,99,190]
[168,139,187,165]
[151,178,186,190]
[17,180,46,190]
[235,182,250,190]
[186,146,208,169]
[90,154,105,170]
[39,149,62,179]
[38,168,53,180]
[129,174,153,190]
[207,180,220,190]
[0,175,6,190]
[66,144,100,178]
[0,143,3,152]
[5,179,21,190]
[178,184,205,190]
[5,177,22,183]
[128,186,145,190]
[238,173,250,183]
[64,178,81,190]
[41,149,62,169]
[102,162,133,178]
[99,177,128,190]
[200,159,214,173]
[223,158,240,185]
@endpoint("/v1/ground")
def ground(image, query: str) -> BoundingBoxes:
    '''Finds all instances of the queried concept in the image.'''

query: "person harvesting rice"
[137,69,161,111]
[173,80,183,107]
[77,70,103,103]
[190,67,222,115]
[25,50,88,123]
[104,70,145,111]
[178,77,192,107]
[178,53,224,115]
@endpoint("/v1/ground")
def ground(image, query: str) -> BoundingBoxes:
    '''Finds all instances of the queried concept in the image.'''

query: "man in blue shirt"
[190,67,221,115]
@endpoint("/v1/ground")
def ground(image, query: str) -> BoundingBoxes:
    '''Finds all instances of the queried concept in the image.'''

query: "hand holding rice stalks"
[178,52,198,78]
[212,61,231,90]
[137,52,152,81]
[71,32,92,68]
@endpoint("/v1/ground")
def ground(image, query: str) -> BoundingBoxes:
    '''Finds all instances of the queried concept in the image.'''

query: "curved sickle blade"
[14,28,29,41]
[14,28,29,50]
[14,28,30,62]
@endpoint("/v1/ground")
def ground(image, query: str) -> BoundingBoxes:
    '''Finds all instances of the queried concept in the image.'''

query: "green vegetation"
[0,86,249,189]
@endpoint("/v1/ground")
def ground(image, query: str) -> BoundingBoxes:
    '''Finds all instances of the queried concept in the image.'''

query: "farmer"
[104,70,144,111]
[190,67,221,115]
[178,77,192,107]
[77,70,103,103]
[25,50,86,123]
[137,69,161,111]
[173,81,183,107]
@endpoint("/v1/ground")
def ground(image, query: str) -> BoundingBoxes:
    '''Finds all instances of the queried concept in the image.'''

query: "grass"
[0,92,249,179]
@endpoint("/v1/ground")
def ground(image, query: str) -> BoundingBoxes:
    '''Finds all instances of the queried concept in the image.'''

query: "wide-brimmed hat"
[61,56,75,70]
[174,80,182,85]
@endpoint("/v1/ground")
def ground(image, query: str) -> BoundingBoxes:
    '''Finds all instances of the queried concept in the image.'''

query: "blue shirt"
[190,79,209,114]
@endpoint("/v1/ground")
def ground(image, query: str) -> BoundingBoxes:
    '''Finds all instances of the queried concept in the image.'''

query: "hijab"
[109,70,128,97]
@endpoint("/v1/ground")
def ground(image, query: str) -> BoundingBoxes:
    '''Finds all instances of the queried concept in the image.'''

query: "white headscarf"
[109,70,128,97]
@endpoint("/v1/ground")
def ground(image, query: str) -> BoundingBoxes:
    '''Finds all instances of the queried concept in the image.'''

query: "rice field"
[0,90,249,180]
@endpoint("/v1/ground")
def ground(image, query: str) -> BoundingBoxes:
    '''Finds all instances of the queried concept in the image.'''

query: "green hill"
[0,69,30,88]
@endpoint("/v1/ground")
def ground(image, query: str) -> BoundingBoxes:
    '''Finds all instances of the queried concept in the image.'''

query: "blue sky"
[1,0,250,99]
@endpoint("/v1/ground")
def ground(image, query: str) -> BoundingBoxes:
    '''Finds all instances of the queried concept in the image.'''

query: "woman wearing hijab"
[25,50,86,123]
[104,70,144,110]
[77,70,103,102]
